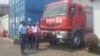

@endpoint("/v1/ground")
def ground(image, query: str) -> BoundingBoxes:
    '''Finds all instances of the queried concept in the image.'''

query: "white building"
[92,0,100,46]
[0,15,9,32]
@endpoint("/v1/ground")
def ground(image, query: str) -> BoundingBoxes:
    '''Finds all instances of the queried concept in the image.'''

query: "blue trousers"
[20,34,27,53]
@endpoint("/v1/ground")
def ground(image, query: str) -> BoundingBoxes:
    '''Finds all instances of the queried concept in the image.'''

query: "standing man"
[18,21,27,55]
[34,22,41,50]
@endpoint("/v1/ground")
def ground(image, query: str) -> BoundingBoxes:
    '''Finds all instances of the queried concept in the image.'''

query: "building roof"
[0,4,8,17]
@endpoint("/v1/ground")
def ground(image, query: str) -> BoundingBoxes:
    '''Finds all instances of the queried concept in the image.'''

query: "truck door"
[77,7,83,26]
[77,6,86,28]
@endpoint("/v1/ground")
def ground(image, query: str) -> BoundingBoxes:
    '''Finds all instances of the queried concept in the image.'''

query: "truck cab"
[40,0,92,48]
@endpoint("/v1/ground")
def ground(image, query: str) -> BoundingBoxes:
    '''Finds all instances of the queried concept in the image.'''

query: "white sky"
[0,0,8,4]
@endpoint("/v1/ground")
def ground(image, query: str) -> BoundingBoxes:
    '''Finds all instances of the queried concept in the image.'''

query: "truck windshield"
[43,3,67,17]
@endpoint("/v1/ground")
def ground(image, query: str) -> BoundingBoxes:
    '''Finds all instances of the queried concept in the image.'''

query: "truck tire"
[68,32,84,49]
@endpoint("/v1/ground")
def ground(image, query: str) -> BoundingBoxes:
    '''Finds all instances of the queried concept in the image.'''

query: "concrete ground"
[0,37,20,56]
[0,37,100,56]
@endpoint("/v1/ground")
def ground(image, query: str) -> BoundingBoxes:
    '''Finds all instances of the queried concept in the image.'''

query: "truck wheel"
[68,33,84,49]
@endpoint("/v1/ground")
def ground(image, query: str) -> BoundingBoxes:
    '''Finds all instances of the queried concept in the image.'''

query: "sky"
[0,0,8,4]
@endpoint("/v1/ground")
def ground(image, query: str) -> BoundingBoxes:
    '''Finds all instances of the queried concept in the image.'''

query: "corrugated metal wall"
[26,0,59,11]
[9,0,26,38]
[9,0,59,38]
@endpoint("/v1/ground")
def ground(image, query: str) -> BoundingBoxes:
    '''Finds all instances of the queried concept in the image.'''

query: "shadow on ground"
[38,43,100,55]
[88,46,100,55]
[13,41,100,56]
[38,43,86,52]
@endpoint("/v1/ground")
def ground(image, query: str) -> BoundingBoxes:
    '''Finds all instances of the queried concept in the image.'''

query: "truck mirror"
[69,7,75,18]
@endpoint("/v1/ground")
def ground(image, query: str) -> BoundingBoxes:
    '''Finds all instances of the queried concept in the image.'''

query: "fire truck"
[40,0,93,48]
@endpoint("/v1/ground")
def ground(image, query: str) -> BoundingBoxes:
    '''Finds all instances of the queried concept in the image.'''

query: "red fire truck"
[40,0,93,48]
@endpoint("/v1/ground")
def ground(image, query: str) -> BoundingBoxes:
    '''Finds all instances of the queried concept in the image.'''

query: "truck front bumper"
[41,30,68,39]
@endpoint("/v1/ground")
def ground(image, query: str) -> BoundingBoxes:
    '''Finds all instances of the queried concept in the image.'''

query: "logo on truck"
[56,17,62,23]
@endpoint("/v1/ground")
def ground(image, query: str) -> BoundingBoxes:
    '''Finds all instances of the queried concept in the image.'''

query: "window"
[43,3,67,17]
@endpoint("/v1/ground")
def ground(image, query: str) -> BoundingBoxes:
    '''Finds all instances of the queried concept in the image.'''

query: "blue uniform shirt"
[18,24,27,34]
